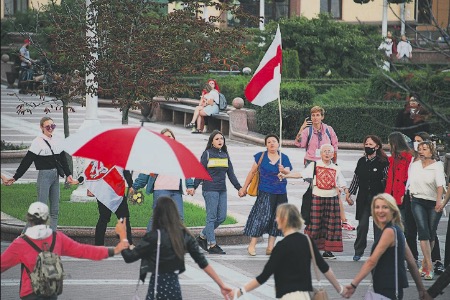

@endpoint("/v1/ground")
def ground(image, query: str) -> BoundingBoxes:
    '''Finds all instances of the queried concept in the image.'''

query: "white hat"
[28,202,49,221]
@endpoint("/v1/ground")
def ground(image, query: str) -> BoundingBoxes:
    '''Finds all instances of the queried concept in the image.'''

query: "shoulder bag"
[301,162,316,225]
[247,152,265,197]
[306,235,329,300]
[133,229,161,300]
[42,139,65,178]
[364,227,398,300]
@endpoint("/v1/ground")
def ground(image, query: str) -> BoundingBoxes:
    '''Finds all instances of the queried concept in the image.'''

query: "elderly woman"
[240,134,292,256]
[344,193,427,300]
[282,144,347,259]
[408,141,445,280]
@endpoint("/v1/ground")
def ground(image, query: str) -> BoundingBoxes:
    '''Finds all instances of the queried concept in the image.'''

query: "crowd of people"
[1,96,449,299]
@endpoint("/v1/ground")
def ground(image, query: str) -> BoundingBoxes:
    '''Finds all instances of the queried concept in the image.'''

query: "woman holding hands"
[343,193,427,300]
[240,134,292,256]
[230,204,345,300]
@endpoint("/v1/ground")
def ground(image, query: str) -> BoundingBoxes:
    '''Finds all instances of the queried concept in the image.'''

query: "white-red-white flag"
[84,161,126,213]
[245,25,282,107]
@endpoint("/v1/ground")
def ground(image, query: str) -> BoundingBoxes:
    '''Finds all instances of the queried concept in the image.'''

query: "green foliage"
[0,184,237,227]
[1,140,28,150]
[280,82,316,104]
[262,15,379,78]
[313,82,369,105]
[367,69,450,106]
[256,101,449,143]
[282,49,300,79]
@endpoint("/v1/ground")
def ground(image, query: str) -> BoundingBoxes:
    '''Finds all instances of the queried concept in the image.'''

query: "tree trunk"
[122,104,130,125]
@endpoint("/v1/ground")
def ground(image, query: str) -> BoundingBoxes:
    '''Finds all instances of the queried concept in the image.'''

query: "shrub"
[280,82,315,104]
[313,82,369,105]
[282,49,300,79]
[256,102,449,143]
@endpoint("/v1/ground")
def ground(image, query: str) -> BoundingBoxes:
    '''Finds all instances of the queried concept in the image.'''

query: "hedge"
[256,101,449,143]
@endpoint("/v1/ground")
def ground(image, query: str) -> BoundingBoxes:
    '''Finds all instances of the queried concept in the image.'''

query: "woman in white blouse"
[409,141,445,280]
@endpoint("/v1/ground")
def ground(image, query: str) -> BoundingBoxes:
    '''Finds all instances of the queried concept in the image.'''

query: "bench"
[158,102,230,135]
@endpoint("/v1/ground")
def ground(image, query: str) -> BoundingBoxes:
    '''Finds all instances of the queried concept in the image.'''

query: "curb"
[0,221,249,246]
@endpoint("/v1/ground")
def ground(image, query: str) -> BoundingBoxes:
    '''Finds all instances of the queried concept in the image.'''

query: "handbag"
[301,162,316,225]
[364,227,398,300]
[247,152,265,197]
[43,139,65,178]
[133,229,161,300]
[306,235,329,300]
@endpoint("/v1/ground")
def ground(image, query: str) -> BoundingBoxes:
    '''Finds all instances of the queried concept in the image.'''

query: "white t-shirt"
[204,89,219,106]
[409,160,445,201]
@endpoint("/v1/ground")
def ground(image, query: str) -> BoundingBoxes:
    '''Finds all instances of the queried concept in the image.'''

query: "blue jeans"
[201,191,227,245]
[37,169,60,230]
[147,190,183,232]
[411,196,442,241]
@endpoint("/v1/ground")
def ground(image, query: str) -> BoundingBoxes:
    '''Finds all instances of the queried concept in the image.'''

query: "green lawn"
[0,183,236,227]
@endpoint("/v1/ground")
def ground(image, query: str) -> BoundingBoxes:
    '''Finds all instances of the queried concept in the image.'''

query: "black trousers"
[354,195,381,256]
[95,198,132,245]
[403,192,441,262]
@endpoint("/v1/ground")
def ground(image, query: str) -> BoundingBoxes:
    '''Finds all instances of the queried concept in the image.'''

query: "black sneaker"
[208,244,226,254]
[322,251,336,259]
[196,236,208,252]
[434,261,445,275]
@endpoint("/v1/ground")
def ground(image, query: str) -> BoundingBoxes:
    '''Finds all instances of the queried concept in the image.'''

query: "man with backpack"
[1,202,128,299]
[295,106,355,232]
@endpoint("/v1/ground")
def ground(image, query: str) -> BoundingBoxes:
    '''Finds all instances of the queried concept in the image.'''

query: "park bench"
[158,101,230,135]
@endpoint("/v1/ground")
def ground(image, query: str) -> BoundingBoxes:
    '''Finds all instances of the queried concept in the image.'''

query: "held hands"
[186,188,195,196]
[277,172,286,180]
[66,175,78,185]
[219,284,233,299]
[114,239,130,254]
[342,284,355,298]
[238,188,247,197]
[345,194,354,206]
[3,177,15,186]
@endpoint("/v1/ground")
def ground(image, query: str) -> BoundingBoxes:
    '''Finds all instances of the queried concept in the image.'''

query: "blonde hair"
[371,193,404,231]
[276,203,303,230]
[310,106,325,116]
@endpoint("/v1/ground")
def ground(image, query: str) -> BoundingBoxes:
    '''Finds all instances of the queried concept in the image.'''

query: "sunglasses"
[44,124,56,130]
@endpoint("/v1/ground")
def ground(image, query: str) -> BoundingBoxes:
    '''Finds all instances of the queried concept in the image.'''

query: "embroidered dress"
[302,160,347,252]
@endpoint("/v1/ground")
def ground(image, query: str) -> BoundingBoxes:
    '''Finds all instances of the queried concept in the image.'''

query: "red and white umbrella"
[62,126,211,180]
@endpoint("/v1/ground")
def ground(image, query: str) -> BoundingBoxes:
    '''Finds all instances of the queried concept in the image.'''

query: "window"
[228,0,290,27]
[417,0,432,24]
[3,0,29,17]
[320,0,342,19]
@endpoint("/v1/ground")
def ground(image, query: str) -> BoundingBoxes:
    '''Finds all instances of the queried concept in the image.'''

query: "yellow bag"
[247,171,260,197]
[247,152,265,197]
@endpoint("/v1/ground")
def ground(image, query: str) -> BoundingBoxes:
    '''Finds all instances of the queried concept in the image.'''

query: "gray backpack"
[218,93,227,111]
[22,232,64,296]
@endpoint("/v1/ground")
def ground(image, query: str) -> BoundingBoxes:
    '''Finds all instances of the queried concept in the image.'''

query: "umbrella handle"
[125,170,134,197]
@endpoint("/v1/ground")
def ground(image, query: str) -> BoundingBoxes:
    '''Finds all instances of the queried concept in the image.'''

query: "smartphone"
[305,116,312,127]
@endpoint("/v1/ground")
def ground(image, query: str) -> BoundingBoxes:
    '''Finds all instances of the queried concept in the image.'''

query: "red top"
[1,231,110,298]
[384,151,413,205]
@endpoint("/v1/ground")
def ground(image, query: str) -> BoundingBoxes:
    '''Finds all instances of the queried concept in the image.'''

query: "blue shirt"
[255,151,292,194]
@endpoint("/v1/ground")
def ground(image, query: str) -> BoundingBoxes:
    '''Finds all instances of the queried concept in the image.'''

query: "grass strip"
[1,183,237,227]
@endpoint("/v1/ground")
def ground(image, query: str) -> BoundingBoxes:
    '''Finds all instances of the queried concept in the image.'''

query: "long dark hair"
[364,135,388,163]
[151,197,187,260]
[205,130,228,153]
[388,131,412,158]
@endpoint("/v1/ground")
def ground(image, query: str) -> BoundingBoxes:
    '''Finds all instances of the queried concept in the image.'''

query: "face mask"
[413,142,419,151]
[364,147,376,155]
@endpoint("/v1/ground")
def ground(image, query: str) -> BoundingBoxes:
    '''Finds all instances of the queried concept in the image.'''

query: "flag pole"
[278,96,282,166]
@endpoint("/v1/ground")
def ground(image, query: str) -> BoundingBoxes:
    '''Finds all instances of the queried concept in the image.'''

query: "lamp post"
[70,0,100,202]
[259,0,265,31]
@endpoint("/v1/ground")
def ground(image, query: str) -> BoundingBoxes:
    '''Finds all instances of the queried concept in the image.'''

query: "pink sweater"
[1,231,110,298]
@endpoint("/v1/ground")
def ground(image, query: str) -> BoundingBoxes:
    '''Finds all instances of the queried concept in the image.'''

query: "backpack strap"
[306,125,334,150]
[22,235,43,253]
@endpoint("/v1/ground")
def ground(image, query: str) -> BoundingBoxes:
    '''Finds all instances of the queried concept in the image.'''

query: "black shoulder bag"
[301,161,316,225]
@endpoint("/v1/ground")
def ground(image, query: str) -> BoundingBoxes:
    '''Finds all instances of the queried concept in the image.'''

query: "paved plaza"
[1,84,448,299]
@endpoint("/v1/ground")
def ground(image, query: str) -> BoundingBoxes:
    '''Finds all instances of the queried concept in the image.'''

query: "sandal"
[185,122,196,128]
[191,129,202,134]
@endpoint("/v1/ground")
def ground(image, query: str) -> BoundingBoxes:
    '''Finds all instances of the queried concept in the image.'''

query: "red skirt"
[304,194,343,252]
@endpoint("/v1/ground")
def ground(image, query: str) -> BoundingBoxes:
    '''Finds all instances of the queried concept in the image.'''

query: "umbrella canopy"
[62,126,211,180]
